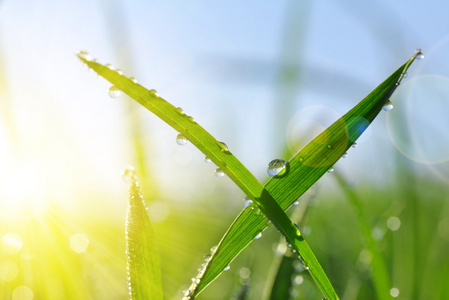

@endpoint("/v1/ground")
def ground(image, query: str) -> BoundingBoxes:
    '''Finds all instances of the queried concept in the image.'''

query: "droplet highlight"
[267,159,288,177]
[382,101,394,111]
[176,134,187,145]
[243,197,253,208]
[254,232,262,239]
[108,86,122,98]
[215,168,225,177]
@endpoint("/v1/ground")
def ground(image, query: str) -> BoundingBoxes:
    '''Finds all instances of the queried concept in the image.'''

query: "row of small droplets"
[123,167,144,300]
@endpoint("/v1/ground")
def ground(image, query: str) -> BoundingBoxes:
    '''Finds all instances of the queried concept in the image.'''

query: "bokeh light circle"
[286,105,342,155]
[12,286,34,300]
[387,75,449,184]
[387,75,449,164]
[69,233,89,253]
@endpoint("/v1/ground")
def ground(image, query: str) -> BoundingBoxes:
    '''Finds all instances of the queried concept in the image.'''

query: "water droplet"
[351,142,358,148]
[176,107,184,114]
[254,232,262,239]
[403,72,408,79]
[149,89,159,97]
[76,50,92,61]
[129,77,137,83]
[342,152,348,158]
[327,167,334,173]
[115,69,123,75]
[210,245,218,253]
[416,50,424,60]
[267,159,288,177]
[327,144,332,149]
[122,166,136,183]
[105,63,114,70]
[203,253,212,262]
[187,115,195,122]
[219,142,229,153]
[204,157,212,163]
[223,266,230,271]
[243,197,253,208]
[109,86,122,98]
[293,201,299,206]
[215,168,225,177]
[176,133,187,145]
[382,101,394,111]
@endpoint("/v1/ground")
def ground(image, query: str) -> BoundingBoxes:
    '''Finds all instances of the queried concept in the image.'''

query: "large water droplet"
[109,86,122,98]
[383,101,394,111]
[215,168,225,177]
[176,134,187,145]
[243,197,253,208]
[254,232,262,239]
[77,50,92,61]
[267,159,288,177]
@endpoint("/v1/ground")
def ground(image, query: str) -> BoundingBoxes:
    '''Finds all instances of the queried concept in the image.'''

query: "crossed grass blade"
[77,49,420,300]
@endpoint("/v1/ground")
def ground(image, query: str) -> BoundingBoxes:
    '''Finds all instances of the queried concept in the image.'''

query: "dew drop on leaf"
[254,232,262,239]
[105,63,114,70]
[176,133,187,145]
[215,168,224,177]
[416,50,424,60]
[351,142,358,148]
[108,86,122,98]
[267,159,288,177]
[223,265,230,271]
[149,89,159,97]
[342,152,348,158]
[219,142,229,153]
[327,167,334,173]
[203,253,212,262]
[243,197,253,208]
[129,77,137,83]
[204,157,212,163]
[115,69,123,75]
[382,101,394,111]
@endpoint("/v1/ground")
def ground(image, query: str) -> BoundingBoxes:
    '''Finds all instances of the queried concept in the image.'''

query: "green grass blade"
[124,168,164,300]
[77,53,339,299]
[77,49,420,300]
[334,172,390,300]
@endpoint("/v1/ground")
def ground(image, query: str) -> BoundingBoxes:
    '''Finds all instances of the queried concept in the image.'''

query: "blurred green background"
[1,0,448,299]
